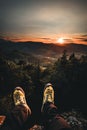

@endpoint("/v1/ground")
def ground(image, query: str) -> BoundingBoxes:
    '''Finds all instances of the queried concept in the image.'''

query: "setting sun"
[57,37,64,44]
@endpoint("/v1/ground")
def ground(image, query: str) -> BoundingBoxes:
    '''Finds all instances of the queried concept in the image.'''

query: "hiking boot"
[13,87,31,114]
[41,83,54,112]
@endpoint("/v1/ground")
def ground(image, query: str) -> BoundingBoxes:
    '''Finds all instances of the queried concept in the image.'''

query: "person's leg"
[1,87,31,130]
[41,83,72,130]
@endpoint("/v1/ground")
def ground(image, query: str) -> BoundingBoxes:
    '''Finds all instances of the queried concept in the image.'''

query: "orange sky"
[0,0,87,45]
[3,33,87,45]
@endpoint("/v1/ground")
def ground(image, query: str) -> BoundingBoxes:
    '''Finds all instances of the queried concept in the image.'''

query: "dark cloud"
[81,34,87,37]
[74,35,87,43]
[40,38,51,40]
[79,38,87,42]
[64,38,73,43]
[75,37,87,41]
[83,39,87,42]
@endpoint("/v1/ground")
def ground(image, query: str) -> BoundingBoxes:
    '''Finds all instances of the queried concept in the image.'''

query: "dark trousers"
[0,105,29,130]
[42,102,72,130]
[0,103,72,130]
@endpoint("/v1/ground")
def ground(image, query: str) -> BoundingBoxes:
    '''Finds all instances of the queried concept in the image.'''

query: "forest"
[0,50,87,129]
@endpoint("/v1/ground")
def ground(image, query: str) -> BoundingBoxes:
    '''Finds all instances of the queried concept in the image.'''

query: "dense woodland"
[0,50,87,129]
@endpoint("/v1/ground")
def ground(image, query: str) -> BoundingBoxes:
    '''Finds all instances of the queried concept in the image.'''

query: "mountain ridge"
[0,39,87,59]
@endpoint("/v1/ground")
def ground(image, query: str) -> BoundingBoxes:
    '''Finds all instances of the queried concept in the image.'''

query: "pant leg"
[1,105,30,130]
[42,102,72,130]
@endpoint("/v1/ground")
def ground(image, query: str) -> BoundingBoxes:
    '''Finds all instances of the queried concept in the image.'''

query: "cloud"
[40,38,52,40]
[71,34,87,44]
[81,34,87,38]
[83,39,87,42]
[64,38,74,43]
[0,0,87,38]
[74,34,87,41]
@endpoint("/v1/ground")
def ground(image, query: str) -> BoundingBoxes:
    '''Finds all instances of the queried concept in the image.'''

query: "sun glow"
[57,37,65,44]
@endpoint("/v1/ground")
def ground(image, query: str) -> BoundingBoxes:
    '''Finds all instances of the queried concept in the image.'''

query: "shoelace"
[46,89,52,95]
[14,92,26,104]
[45,89,53,102]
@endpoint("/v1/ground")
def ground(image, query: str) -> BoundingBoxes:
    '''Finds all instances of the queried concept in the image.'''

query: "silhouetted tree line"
[0,51,87,121]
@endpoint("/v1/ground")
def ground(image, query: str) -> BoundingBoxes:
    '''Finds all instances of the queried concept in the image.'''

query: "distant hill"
[0,39,87,62]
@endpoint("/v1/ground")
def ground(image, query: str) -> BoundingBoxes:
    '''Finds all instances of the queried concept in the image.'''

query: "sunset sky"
[0,0,87,44]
